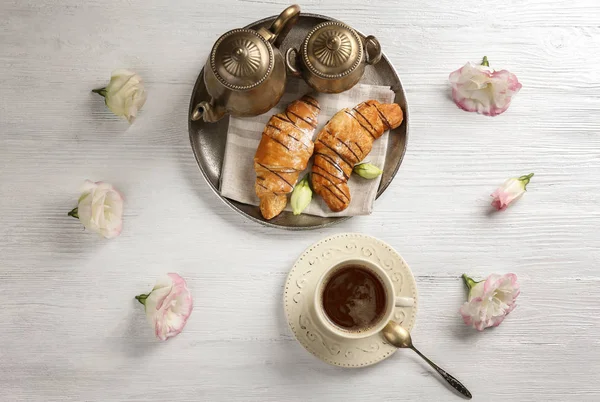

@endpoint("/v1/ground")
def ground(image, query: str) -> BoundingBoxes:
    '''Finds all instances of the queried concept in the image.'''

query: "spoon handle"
[411,346,472,399]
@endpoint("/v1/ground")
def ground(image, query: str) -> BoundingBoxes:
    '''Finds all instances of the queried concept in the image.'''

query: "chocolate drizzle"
[345,110,377,139]
[256,162,293,190]
[372,103,392,130]
[266,135,290,151]
[286,110,317,128]
[267,124,310,149]
[314,152,349,180]
[336,137,360,162]
[318,139,353,168]
[300,97,320,110]
[311,172,349,204]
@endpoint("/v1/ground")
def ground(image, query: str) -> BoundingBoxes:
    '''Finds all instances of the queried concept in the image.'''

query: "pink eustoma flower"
[491,173,534,211]
[136,273,193,341]
[449,56,522,116]
[459,273,520,331]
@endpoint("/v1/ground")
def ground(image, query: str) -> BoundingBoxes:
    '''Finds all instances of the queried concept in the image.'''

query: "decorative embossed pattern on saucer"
[283,233,418,367]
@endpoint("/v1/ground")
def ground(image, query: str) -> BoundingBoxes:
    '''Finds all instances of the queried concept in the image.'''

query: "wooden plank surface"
[1,0,599,401]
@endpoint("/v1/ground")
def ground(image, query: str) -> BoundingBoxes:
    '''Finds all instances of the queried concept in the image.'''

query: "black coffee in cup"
[321,265,387,332]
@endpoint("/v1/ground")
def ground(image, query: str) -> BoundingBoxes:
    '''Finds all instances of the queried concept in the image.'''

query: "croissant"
[254,95,321,219]
[311,100,403,212]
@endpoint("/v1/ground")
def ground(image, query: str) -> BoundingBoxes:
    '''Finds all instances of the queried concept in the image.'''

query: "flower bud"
[291,176,312,215]
[353,163,383,179]
[490,173,534,211]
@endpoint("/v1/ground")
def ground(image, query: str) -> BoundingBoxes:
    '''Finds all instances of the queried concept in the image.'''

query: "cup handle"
[364,35,382,65]
[285,48,302,77]
[394,296,414,307]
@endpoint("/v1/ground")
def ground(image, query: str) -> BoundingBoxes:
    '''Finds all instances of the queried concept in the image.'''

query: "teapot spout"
[191,100,226,122]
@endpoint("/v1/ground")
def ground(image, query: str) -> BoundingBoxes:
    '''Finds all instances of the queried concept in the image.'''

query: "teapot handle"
[260,4,301,47]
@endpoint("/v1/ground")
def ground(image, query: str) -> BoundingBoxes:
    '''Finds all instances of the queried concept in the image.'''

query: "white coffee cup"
[310,258,414,340]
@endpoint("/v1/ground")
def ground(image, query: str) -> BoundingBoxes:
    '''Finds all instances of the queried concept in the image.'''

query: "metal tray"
[188,13,409,230]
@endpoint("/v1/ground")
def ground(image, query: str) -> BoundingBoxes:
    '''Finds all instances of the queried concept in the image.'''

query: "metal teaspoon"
[382,321,472,399]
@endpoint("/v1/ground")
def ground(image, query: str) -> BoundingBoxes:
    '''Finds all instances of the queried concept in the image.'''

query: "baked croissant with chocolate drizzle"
[254,95,321,219]
[311,100,403,212]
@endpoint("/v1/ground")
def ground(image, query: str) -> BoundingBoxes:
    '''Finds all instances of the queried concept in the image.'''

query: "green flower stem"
[518,172,535,189]
[92,88,107,97]
[135,293,150,305]
[481,56,489,67]
[461,274,478,291]
[67,207,79,219]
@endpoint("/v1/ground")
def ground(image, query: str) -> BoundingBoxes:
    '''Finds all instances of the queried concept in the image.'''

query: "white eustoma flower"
[68,180,124,239]
[93,69,147,123]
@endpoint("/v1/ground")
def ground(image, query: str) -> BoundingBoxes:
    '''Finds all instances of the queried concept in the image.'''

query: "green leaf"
[518,172,534,189]
[461,274,478,291]
[67,207,79,219]
[92,88,108,97]
[135,293,150,305]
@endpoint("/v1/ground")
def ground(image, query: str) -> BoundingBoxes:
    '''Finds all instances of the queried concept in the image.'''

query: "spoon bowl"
[382,321,413,348]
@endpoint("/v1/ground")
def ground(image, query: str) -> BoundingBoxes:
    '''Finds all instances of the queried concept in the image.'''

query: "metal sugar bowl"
[285,20,382,93]
[191,5,300,122]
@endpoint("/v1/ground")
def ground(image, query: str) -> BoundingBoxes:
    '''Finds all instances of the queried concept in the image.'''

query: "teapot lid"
[302,21,363,79]
[210,28,274,90]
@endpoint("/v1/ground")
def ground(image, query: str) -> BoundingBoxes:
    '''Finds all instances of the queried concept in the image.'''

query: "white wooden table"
[2,1,599,401]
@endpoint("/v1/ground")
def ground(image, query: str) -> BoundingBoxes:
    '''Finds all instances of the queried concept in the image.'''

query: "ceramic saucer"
[283,233,418,367]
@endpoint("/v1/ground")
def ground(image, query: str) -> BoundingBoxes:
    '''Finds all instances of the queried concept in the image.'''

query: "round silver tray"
[188,13,409,230]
